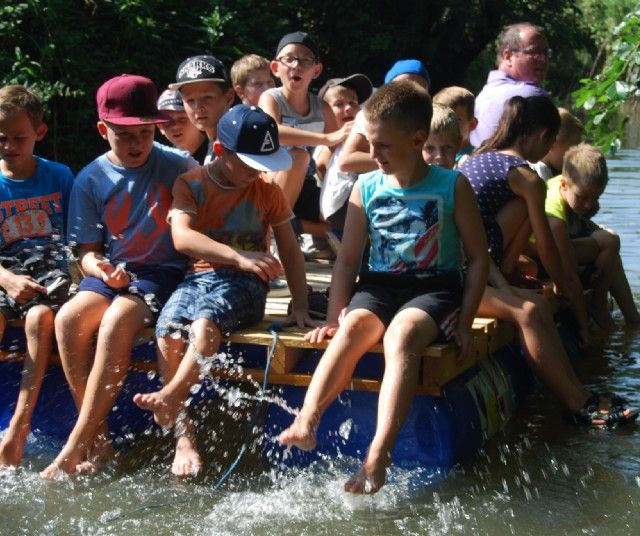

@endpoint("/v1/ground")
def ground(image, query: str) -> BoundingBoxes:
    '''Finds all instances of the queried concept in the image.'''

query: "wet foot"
[171,433,203,477]
[278,409,319,451]
[0,424,30,467]
[40,446,86,480]
[133,390,180,428]
[74,434,115,475]
[344,451,389,494]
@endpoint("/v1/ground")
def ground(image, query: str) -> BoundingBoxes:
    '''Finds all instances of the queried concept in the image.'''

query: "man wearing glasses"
[471,22,552,146]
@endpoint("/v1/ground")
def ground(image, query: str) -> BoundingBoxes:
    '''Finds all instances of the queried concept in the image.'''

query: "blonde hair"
[230,54,271,87]
[364,80,431,134]
[433,86,475,121]
[430,104,460,138]
[0,84,44,128]
[563,143,608,189]
[556,107,584,144]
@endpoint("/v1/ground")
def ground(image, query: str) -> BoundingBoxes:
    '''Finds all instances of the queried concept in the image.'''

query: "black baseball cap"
[318,74,373,103]
[169,55,230,90]
[276,31,320,59]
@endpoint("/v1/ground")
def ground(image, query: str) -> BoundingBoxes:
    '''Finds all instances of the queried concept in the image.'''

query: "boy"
[315,74,372,231]
[278,81,488,494]
[0,85,74,467]
[169,55,236,164]
[133,105,317,476]
[544,144,640,329]
[230,54,275,106]
[338,59,430,174]
[40,74,198,478]
[421,103,462,170]
[258,31,350,218]
[432,86,478,166]
[531,108,583,180]
[157,89,209,164]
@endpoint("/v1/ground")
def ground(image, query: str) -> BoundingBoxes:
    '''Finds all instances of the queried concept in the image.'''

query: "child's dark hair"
[477,95,560,154]
[563,143,608,189]
[0,84,44,128]
[364,80,432,134]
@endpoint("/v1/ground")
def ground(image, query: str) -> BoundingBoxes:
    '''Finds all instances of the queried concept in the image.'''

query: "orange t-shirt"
[170,166,293,272]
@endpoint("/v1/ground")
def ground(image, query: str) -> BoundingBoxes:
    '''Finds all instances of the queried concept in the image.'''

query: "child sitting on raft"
[0,85,74,467]
[458,95,638,427]
[279,81,489,494]
[133,105,316,476]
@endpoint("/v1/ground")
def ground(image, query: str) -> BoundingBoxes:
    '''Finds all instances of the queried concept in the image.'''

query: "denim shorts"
[77,265,184,317]
[155,269,267,338]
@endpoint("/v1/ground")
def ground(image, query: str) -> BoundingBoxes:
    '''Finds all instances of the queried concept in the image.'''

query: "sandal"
[567,392,639,427]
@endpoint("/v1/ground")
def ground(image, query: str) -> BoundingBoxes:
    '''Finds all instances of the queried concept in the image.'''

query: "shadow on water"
[2,150,640,535]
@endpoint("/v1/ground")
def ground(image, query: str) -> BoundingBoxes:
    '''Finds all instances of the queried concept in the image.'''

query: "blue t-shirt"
[68,142,197,269]
[0,155,74,258]
[359,165,461,273]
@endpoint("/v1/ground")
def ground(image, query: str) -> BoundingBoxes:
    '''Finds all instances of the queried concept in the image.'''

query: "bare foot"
[171,434,203,477]
[278,409,319,451]
[75,434,115,475]
[0,424,30,467]
[344,452,389,494]
[40,445,87,480]
[133,390,180,428]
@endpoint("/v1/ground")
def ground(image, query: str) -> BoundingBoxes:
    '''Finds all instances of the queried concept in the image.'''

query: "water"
[2,151,640,535]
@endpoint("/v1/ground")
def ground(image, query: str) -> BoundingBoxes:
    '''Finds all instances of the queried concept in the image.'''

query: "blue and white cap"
[217,105,292,172]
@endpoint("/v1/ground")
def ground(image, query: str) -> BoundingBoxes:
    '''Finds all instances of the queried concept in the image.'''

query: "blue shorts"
[347,271,462,339]
[155,269,267,338]
[77,266,184,317]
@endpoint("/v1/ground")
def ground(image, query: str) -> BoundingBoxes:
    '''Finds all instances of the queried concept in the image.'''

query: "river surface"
[2,150,640,535]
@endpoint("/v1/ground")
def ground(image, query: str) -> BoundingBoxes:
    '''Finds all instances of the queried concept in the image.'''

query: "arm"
[272,221,316,328]
[0,265,46,303]
[314,146,331,180]
[305,182,368,343]
[548,216,591,346]
[170,212,282,283]
[454,175,490,361]
[508,166,571,297]
[76,243,130,289]
[338,130,376,174]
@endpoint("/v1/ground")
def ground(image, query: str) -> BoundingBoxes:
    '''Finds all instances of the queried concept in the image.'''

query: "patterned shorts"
[155,269,267,339]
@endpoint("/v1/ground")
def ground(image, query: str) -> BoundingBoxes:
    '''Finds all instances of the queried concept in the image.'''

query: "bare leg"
[478,286,589,412]
[279,309,385,451]
[134,319,222,476]
[345,308,438,494]
[41,295,150,478]
[0,306,54,467]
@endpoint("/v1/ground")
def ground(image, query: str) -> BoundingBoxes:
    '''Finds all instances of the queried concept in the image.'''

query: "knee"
[341,310,382,340]
[382,322,423,356]
[601,230,621,254]
[25,305,55,335]
[519,299,548,329]
[290,148,311,170]
[190,321,221,358]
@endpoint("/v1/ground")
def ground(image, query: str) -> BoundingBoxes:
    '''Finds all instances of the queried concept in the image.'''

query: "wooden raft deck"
[0,262,516,396]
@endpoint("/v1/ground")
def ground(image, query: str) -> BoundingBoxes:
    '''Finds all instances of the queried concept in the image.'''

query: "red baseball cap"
[96,74,169,125]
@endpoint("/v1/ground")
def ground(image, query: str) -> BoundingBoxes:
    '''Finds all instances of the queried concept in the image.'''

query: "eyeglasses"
[246,79,275,89]
[511,47,553,59]
[276,55,316,68]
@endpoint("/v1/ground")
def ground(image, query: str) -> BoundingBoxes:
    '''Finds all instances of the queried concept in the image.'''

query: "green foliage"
[572,5,640,151]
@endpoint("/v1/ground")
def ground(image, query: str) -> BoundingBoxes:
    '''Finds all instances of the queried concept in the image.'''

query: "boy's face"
[365,118,427,177]
[98,121,156,168]
[180,81,235,137]
[158,110,202,151]
[422,130,461,170]
[324,86,359,128]
[236,68,275,106]
[561,177,603,219]
[0,110,46,173]
[213,142,262,188]
[271,44,322,92]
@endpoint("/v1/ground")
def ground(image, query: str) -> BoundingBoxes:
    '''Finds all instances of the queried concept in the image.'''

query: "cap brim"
[236,148,292,172]
[338,74,373,103]
[101,113,170,126]
[168,78,229,90]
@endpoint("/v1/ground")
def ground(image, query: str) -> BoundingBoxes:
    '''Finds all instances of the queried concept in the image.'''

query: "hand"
[4,273,46,303]
[304,321,339,344]
[236,251,283,282]
[96,260,131,289]
[325,120,354,147]
[453,327,473,366]
[284,309,322,329]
